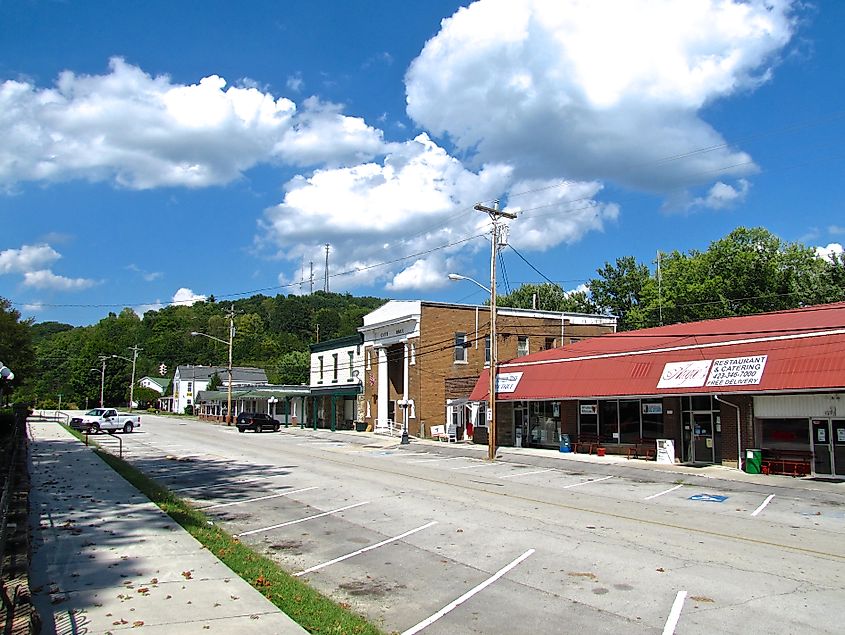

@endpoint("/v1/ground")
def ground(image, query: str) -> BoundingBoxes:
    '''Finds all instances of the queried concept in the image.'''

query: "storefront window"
[600,400,618,443]
[528,401,561,448]
[579,401,598,437]
[641,401,664,439]
[761,418,810,451]
[619,400,640,443]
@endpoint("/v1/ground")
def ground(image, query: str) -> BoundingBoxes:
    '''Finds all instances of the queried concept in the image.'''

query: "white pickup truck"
[70,408,142,433]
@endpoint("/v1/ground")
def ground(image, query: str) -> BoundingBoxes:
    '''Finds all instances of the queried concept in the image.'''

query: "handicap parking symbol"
[689,493,729,502]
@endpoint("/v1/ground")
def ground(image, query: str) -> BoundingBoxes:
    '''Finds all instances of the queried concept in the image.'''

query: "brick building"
[358,300,617,439]
[469,301,845,477]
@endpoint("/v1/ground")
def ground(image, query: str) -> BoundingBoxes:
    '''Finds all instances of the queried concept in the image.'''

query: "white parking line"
[751,494,775,517]
[662,590,687,635]
[198,487,319,510]
[644,484,684,500]
[294,521,438,577]
[170,473,290,492]
[410,456,465,464]
[156,467,225,479]
[236,501,370,537]
[401,549,535,635]
[561,475,613,489]
[499,469,554,479]
[450,462,496,471]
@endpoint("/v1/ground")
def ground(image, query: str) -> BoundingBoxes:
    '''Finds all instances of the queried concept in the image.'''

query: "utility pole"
[226,304,235,425]
[475,200,516,461]
[324,243,330,292]
[657,250,664,326]
[97,355,108,407]
[112,344,142,411]
[309,261,314,295]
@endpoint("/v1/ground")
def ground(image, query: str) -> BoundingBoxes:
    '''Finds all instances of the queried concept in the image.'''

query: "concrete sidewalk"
[27,421,307,635]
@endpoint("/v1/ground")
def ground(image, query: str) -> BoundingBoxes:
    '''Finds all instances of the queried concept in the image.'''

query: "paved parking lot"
[88,415,845,634]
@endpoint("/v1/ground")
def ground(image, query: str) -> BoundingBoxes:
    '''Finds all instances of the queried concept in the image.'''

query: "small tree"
[208,372,222,391]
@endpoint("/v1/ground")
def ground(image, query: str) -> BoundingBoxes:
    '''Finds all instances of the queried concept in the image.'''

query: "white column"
[377,347,388,428]
[403,342,410,425]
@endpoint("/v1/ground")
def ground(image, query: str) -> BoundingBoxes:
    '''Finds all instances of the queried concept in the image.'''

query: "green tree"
[272,350,310,385]
[497,283,599,313]
[208,372,222,391]
[0,297,35,404]
[588,256,652,330]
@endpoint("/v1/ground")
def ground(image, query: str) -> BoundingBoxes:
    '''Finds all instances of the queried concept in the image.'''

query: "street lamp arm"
[190,331,229,346]
[447,273,491,294]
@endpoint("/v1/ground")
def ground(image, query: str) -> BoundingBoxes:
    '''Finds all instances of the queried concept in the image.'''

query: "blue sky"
[1,0,843,326]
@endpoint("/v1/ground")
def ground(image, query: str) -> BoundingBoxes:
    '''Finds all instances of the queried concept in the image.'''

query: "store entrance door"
[692,412,715,463]
[812,420,832,475]
[833,420,845,477]
[813,419,845,476]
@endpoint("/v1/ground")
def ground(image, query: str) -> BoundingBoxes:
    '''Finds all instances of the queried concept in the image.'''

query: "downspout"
[714,394,742,471]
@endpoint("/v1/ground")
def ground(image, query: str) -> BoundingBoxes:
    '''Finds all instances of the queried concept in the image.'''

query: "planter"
[596,447,606,457]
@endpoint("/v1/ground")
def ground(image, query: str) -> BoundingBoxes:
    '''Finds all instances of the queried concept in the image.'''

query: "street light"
[447,273,491,294]
[397,399,411,445]
[448,272,498,461]
[191,308,235,425]
[112,345,141,412]
[90,355,108,407]
[0,361,14,407]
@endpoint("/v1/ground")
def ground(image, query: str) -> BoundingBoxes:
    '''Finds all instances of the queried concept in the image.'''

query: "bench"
[574,433,599,454]
[430,425,457,443]
[626,440,656,460]
[761,449,812,477]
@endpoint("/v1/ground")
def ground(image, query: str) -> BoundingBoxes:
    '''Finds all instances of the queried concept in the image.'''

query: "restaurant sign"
[657,355,768,389]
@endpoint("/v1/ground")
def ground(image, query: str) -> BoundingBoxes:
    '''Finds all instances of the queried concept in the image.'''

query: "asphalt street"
[78,413,845,634]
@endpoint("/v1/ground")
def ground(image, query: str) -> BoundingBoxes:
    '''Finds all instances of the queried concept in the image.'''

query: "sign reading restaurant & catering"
[496,372,524,393]
[657,355,768,389]
[705,355,768,386]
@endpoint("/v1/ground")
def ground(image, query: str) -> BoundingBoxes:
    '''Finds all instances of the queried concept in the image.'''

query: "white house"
[308,334,365,429]
[171,365,267,414]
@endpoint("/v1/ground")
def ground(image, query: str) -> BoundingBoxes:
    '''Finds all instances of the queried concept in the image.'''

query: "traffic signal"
[159,363,167,376]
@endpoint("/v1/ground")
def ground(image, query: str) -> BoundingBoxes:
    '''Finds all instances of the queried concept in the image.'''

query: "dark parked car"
[236,412,280,433]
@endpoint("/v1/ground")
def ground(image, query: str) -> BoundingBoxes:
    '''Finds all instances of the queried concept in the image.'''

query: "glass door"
[692,412,714,463]
[812,420,832,475]
[831,420,845,477]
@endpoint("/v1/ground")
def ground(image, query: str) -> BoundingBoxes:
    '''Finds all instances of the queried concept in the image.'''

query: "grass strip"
[60,425,386,635]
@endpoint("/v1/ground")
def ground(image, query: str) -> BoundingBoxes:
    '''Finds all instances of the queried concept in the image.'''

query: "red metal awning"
[470,302,845,401]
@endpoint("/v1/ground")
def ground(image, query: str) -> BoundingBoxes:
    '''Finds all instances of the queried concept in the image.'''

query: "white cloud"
[22,302,45,312]
[286,74,303,92]
[502,179,619,251]
[406,0,797,191]
[829,225,845,236]
[126,263,163,282]
[135,301,165,317]
[22,269,97,291]
[172,287,206,306]
[260,133,513,292]
[815,243,844,262]
[274,97,390,168]
[260,134,618,291]
[0,58,386,189]
[687,179,750,210]
[387,256,454,291]
[0,243,60,274]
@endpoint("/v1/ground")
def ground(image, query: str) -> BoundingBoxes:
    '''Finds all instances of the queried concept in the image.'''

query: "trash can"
[559,433,572,453]
[355,421,367,432]
[745,449,762,474]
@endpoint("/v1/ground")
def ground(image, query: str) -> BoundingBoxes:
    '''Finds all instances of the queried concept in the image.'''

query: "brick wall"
[362,303,614,438]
